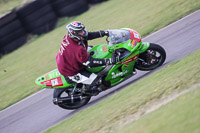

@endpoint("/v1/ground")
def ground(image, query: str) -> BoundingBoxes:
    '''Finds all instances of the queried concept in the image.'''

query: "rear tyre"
[135,43,166,71]
[53,87,91,110]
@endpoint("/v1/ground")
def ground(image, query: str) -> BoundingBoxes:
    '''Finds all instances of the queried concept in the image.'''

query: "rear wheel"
[53,87,91,110]
[135,43,166,71]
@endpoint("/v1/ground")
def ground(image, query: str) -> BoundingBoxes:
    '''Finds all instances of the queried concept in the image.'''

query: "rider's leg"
[65,70,105,95]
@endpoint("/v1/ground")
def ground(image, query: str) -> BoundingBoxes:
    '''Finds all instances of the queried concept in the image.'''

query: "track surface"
[0,10,200,133]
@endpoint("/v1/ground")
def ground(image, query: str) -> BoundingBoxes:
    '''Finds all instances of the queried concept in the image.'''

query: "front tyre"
[135,43,166,71]
[53,87,91,110]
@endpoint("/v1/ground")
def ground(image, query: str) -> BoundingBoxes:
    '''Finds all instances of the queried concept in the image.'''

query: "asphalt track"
[0,10,200,133]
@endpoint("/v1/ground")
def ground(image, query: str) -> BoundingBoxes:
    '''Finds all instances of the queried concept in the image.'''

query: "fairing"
[35,69,72,89]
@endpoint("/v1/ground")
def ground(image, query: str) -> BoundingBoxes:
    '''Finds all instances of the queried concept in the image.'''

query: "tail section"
[35,69,72,89]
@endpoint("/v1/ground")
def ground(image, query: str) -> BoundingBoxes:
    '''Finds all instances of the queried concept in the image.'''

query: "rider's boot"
[91,80,111,95]
[133,68,137,75]
[83,76,110,96]
[84,84,106,96]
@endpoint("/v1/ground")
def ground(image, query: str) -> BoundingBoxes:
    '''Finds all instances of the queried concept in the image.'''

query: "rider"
[56,21,121,95]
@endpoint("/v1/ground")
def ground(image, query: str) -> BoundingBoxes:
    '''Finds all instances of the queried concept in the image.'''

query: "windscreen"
[108,30,130,46]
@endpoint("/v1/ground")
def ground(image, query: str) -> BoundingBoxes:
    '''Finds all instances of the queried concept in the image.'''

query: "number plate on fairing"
[41,77,63,87]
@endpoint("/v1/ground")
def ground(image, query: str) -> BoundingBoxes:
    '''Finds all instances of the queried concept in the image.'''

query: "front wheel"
[53,87,91,110]
[135,43,166,71]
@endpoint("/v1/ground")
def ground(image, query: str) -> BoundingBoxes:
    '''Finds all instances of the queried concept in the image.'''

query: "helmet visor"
[75,29,88,39]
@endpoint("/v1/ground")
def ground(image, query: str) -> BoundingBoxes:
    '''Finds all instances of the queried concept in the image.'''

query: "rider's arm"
[83,55,120,68]
[87,31,109,40]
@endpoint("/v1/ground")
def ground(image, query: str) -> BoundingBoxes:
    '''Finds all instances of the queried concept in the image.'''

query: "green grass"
[116,87,200,133]
[0,0,32,15]
[44,48,200,133]
[0,0,200,110]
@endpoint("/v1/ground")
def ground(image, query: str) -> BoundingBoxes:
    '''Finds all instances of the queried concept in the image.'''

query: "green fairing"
[35,69,72,89]
[35,28,150,88]
[86,44,111,73]
[140,42,150,53]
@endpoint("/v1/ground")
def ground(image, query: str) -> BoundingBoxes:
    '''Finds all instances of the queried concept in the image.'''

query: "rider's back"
[56,35,89,76]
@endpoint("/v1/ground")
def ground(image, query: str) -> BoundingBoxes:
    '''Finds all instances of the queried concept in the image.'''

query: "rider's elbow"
[83,56,106,68]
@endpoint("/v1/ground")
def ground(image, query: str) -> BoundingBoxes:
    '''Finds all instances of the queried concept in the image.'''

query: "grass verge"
[116,86,200,133]
[0,0,200,110]
[44,48,200,133]
[0,0,31,15]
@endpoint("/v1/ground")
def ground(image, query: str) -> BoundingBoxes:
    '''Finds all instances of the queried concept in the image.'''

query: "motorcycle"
[35,28,166,110]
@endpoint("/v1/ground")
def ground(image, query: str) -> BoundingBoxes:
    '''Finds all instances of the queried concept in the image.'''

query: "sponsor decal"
[102,45,108,52]
[45,75,49,80]
[49,71,61,79]
[41,77,63,87]
[131,39,137,48]
[129,30,141,42]
[124,64,129,67]
[118,54,139,64]
[112,70,128,79]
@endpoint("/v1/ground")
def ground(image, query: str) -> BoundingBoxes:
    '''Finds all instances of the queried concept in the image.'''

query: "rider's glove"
[106,52,122,65]
[83,51,123,68]
[99,30,109,37]
[104,30,109,36]
[110,54,120,64]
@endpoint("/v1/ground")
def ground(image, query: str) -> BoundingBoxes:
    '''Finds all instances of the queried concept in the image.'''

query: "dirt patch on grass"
[97,83,200,133]
[119,83,200,127]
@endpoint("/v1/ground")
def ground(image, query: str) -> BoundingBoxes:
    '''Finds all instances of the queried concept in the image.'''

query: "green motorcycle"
[35,28,166,110]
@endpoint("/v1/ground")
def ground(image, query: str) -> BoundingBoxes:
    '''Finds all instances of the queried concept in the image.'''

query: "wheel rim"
[136,49,163,69]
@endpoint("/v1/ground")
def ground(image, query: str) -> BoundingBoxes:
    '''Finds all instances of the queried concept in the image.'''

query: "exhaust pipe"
[53,95,83,105]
